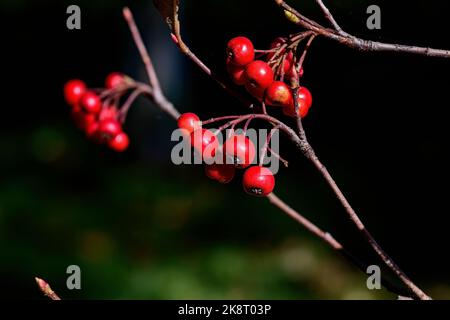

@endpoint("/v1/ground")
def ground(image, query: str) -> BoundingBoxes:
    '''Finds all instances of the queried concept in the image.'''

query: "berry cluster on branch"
[45,1,450,300]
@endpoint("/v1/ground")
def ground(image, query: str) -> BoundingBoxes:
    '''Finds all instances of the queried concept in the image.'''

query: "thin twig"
[314,0,345,34]
[123,7,180,120]
[297,34,316,77]
[275,0,450,58]
[35,277,61,300]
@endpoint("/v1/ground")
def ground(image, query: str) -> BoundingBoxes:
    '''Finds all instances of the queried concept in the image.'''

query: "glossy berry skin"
[105,72,124,89]
[223,134,256,168]
[177,113,201,134]
[80,91,102,114]
[190,128,219,161]
[242,166,275,197]
[265,81,293,108]
[226,36,255,67]
[226,62,247,85]
[64,79,86,105]
[205,164,235,184]
[283,87,312,118]
[98,118,122,140]
[108,132,129,152]
[244,60,274,100]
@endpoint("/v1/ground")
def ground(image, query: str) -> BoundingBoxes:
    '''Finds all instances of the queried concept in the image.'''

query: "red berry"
[108,132,129,152]
[80,91,101,114]
[98,118,122,140]
[244,60,274,100]
[99,106,119,121]
[242,166,275,197]
[64,79,86,106]
[205,164,235,184]
[223,134,256,168]
[105,72,124,89]
[265,81,293,108]
[226,62,247,85]
[283,87,312,118]
[190,128,219,162]
[226,36,255,66]
[177,113,201,134]
[84,114,98,138]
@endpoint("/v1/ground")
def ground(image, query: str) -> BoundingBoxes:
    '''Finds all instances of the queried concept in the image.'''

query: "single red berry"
[98,118,122,140]
[190,128,219,162]
[223,134,256,168]
[108,132,129,152]
[242,166,275,197]
[265,81,293,108]
[99,106,119,121]
[80,91,101,114]
[226,62,247,85]
[177,113,201,134]
[205,164,235,184]
[283,86,312,118]
[85,119,99,138]
[105,72,124,89]
[64,79,86,106]
[244,60,274,100]
[226,36,255,66]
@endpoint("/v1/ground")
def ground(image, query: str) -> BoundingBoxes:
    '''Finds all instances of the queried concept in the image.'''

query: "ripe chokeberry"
[226,62,247,85]
[177,113,201,134]
[242,166,275,197]
[64,79,86,106]
[98,118,122,140]
[108,132,129,152]
[265,81,293,108]
[190,128,219,162]
[80,91,102,114]
[226,36,255,66]
[244,60,274,100]
[105,72,124,89]
[205,164,235,184]
[223,134,256,168]
[283,86,312,118]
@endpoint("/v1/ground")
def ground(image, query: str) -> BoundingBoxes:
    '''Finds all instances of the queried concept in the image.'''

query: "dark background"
[1,0,449,299]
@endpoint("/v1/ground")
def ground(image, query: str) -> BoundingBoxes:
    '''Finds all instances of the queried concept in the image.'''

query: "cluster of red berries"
[177,113,275,197]
[226,36,313,118]
[63,73,130,152]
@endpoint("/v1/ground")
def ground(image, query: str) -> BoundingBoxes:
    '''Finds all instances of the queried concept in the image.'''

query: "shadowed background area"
[1,0,449,299]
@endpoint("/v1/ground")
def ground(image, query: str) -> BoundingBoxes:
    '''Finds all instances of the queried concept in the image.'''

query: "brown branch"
[125,6,428,299]
[275,0,433,300]
[35,277,61,300]
[123,7,180,120]
[267,194,413,297]
[275,0,450,58]
[314,0,345,34]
